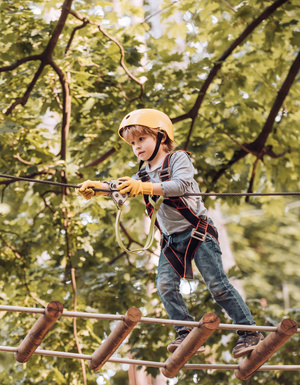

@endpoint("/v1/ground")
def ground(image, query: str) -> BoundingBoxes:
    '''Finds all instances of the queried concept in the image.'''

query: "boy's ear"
[160,131,167,143]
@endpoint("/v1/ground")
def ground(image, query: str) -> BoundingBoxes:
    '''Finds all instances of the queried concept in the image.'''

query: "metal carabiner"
[109,180,129,209]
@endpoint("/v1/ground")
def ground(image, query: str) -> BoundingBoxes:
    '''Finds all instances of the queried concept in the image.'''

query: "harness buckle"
[138,169,149,182]
[191,228,207,242]
[158,167,171,181]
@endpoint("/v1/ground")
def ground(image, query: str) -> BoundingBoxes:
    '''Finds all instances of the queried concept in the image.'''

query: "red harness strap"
[137,152,218,279]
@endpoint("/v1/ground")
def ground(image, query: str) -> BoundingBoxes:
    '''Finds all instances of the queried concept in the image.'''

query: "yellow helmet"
[118,108,174,142]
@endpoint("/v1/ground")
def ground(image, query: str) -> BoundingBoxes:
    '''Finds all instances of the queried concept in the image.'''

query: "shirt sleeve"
[160,152,196,197]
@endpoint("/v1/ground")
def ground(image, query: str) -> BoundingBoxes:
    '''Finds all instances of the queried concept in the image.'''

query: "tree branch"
[211,50,300,184]
[184,118,196,150]
[1,185,8,202]
[82,144,121,168]
[69,9,144,98]
[4,61,46,115]
[44,0,74,58]
[0,230,25,246]
[143,0,180,23]
[71,268,87,385]
[264,145,292,158]
[219,0,237,12]
[96,23,144,90]
[1,0,73,165]
[61,169,87,384]
[0,55,42,72]
[13,153,35,165]
[2,0,74,116]
[49,59,71,160]
[65,20,89,55]
[219,131,255,155]
[109,251,127,265]
[0,236,44,305]
[246,157,261,202]
[251,50,300,151]
[171,0,288,147]
[0,237,24,262]
[39,193,56,214]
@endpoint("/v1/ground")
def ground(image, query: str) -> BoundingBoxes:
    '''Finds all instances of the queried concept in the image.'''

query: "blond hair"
[120,125,174,152]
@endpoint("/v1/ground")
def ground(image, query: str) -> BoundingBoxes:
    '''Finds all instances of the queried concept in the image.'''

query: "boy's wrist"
[141,182,153,196]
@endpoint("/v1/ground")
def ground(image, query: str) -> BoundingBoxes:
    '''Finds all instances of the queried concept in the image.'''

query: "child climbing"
[77,108,264,357]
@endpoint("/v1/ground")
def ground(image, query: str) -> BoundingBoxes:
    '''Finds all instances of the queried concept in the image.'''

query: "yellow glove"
[77,180,105,200]
[117,177,153,197]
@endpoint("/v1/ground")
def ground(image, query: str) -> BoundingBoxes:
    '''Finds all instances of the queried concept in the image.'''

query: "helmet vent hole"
[125,114,130,119]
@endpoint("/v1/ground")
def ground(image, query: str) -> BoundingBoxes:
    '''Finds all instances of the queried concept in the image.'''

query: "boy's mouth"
[138,151,144,156]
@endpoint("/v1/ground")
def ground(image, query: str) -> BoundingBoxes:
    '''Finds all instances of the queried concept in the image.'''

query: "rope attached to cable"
[1,173,299,197]
[1,173,299,255]
[0,173,111,193]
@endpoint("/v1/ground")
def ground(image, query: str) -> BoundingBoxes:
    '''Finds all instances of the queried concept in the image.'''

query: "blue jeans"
[156,219,255,333]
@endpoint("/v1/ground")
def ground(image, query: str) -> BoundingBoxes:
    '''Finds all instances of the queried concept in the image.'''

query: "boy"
[78,108,263,357]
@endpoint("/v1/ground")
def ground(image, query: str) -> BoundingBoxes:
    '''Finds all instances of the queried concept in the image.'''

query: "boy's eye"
[139,137,144,141]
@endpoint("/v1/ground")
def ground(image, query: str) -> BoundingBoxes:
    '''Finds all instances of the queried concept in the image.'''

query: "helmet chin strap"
[139,131,164,170]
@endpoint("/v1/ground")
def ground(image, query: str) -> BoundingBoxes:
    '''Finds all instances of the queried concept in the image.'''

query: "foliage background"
[0,0,299,384]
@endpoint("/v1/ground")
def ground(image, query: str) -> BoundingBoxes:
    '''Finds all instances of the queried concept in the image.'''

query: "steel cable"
[1,173,299,197]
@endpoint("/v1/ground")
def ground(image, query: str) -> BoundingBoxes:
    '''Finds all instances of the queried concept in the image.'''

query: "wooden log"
[235,318,298,381]
[15,301,63,363]
[161,312,220,378]
[88,307,142,371]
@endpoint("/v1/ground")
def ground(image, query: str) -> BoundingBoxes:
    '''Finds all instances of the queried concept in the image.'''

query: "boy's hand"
[117,177,153,197]
[77,180,105,200]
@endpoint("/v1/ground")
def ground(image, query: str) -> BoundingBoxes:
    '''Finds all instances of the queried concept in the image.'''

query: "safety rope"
[1,173,299,197]
[115,195,164,255]
[0,173,110,193]
[0,173,164,254]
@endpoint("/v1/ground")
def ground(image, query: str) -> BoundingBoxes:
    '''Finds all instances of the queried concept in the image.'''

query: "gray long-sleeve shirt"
[133,151,207,235]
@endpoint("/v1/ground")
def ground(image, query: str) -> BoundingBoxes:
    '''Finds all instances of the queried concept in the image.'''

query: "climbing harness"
[138,152,219,279]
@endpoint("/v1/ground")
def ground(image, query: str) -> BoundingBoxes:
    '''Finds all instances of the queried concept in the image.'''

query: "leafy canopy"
[0,0,299,384]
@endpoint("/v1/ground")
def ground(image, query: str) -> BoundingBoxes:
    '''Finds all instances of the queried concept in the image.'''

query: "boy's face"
[128,133,157,162]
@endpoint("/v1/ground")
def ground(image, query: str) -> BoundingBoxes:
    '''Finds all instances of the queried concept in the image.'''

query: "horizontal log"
[235,318,298,380]
[88,307,141,371]
[161,312,220,378]
[14,301,63,363]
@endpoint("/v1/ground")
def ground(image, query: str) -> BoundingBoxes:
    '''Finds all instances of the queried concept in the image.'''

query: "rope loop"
[115,196,164,255]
